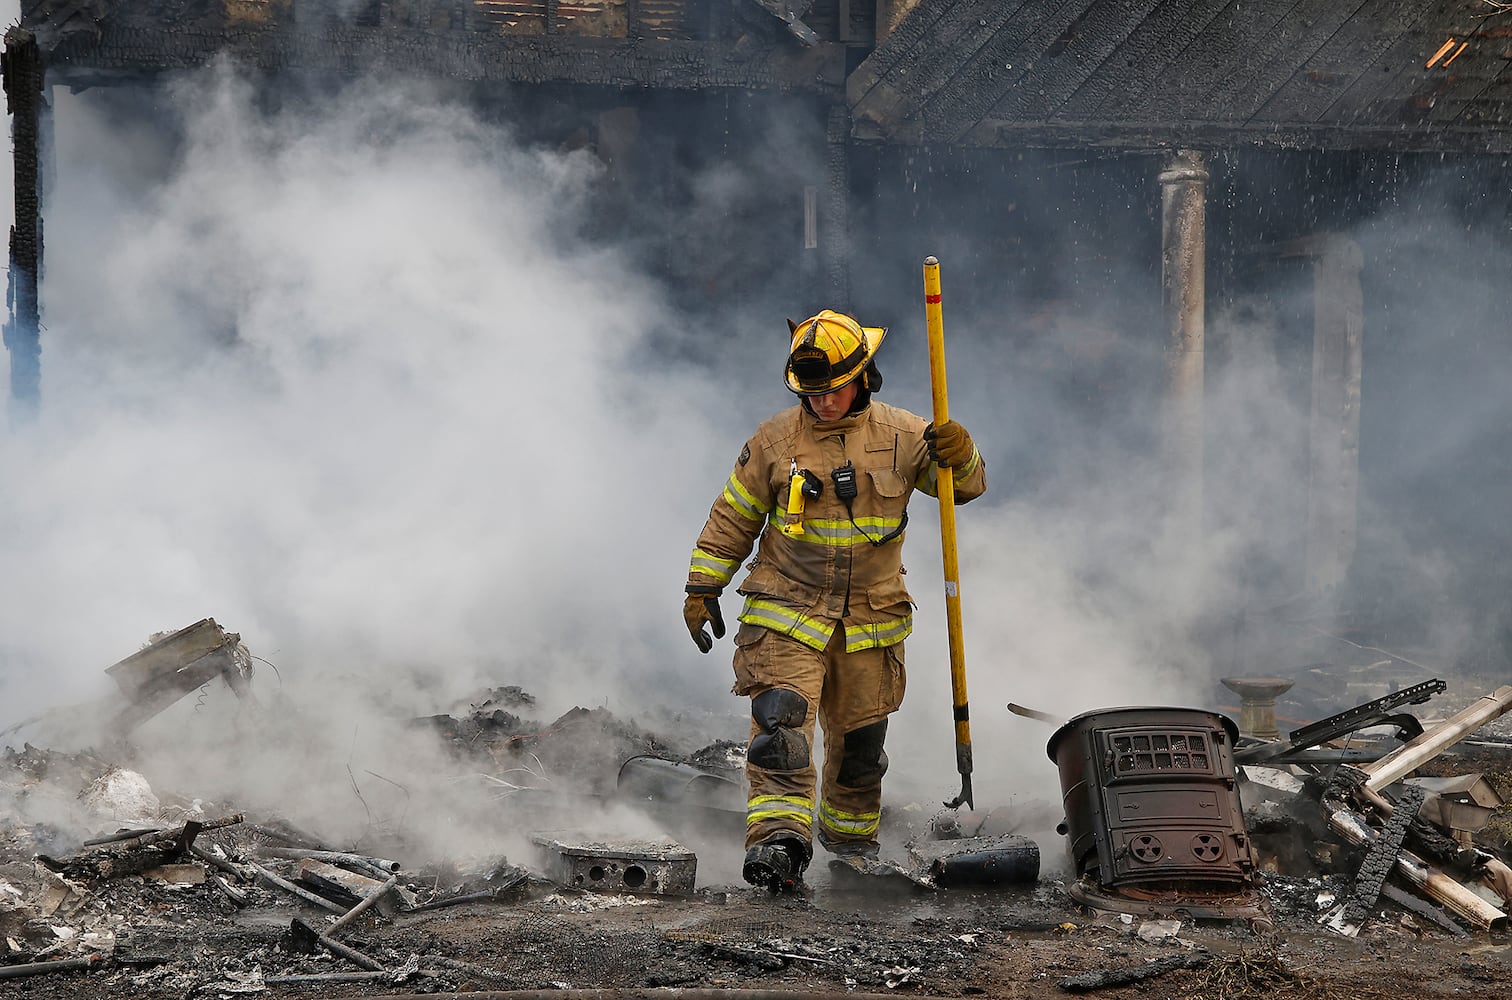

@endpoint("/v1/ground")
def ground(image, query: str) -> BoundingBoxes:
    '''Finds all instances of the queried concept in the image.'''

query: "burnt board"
[849,0,1512,153]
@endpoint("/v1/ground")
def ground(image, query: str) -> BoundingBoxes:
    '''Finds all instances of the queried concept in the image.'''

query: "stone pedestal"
[1220,677,1295,741]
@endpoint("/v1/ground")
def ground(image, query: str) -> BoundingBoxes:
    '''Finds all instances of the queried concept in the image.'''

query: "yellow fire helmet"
[784,309,887,396]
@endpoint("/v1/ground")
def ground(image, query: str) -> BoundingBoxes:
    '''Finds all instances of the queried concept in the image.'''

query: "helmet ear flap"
[864,359,883,393]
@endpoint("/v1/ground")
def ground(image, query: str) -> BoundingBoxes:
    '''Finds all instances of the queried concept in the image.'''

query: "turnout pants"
[732,624,906,851]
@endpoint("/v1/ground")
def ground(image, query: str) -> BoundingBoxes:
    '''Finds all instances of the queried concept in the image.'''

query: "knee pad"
[836,719,889,787]
[749,688,811,770]
[752,688,808,731]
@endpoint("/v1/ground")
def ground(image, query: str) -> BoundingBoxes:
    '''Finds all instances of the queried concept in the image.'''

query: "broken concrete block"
[533,834,696,897]
[82,769,160,825]
[296,859,386,907]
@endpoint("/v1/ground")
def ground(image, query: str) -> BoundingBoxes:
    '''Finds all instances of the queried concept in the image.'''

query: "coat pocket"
[882,644,906,714]
[866,468,908,499]
[867,577,914,612]
[731,623,773,696]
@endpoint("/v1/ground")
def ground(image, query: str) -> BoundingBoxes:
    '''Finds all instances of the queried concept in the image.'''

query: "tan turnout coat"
[687,400,986,651]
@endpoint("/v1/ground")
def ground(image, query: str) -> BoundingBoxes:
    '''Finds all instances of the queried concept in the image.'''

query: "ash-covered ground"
[3,661,1511,1000]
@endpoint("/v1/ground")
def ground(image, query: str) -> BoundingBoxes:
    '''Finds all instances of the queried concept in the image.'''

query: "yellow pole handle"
[923,255,973,809]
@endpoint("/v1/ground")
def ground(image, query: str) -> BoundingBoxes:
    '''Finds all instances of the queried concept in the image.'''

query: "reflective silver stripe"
[818,800,880,837]
[959,447,982,477]
[723,473,769,522]
[689,548,738,584]
[772,507,904,547]
[843,614,913,651]
[739,599,834,651]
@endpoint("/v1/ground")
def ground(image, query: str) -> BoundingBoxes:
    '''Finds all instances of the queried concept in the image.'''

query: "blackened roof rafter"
[851,0,1512,154]
[28,1,847,93]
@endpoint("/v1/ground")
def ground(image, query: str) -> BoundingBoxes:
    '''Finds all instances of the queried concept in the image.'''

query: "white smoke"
[2,49,1507,874]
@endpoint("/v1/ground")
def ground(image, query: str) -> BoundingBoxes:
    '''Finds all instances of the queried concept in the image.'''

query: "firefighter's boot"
[742,835,812,893]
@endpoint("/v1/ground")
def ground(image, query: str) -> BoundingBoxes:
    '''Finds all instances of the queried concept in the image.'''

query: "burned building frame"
[5,0,1512,666]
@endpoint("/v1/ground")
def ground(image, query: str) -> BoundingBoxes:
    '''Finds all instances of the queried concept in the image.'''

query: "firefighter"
[683,309,986,891]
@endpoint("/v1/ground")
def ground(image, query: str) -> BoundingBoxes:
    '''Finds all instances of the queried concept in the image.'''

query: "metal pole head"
[943,775,974,811]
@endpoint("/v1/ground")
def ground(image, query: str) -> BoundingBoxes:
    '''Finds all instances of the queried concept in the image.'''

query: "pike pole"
[923,255,974,811]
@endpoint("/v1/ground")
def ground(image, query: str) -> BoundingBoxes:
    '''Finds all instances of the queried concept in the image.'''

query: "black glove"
[683,592,726,654]
[923,420,976,469]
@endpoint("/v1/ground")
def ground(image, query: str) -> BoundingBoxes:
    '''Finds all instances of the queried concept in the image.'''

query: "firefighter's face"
[810,381,859,421]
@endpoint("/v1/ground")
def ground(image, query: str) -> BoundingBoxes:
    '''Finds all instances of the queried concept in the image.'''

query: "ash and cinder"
[2,643,1512,999]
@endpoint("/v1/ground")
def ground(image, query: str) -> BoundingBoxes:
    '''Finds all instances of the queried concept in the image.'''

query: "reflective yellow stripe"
[739,599,834,650]
[723,473,770,522]
[688,548,739,585]
[773,505,905,547]
[748,794,814,827]
[843,613,913,651]
[818,800,880,837]
[916,448,981,491]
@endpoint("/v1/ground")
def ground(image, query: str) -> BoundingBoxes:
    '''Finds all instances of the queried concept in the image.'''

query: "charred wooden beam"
[822,102,850,311]
[36,813,241,882]
[1159,149,1207,544]
[251,861,349,915]
[1362,685,1512,792]
[868,117,1512,156]
[2,26,45,417]
[39,25,845,94]
[289,916,385,971]
[404,870,529,912]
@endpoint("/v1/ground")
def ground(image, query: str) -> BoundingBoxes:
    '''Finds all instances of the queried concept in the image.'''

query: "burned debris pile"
[1021,667,1512,944]
[0,740,1041,995]
[3,620,1512,996]
[1233,681,1512,937]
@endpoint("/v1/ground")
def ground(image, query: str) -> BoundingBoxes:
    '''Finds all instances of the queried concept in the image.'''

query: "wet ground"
[3,678,1511,999]
[3,866,1509,1000]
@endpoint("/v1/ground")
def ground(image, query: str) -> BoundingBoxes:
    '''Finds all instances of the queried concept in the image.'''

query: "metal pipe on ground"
[0,956,98,979]
[82,827,163,846]
[290,916,385,971]
[266,971,442,984]
[251,861,347,915]
[326,873,399,936]
[368,986,907,992]
[256,847,402,874]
